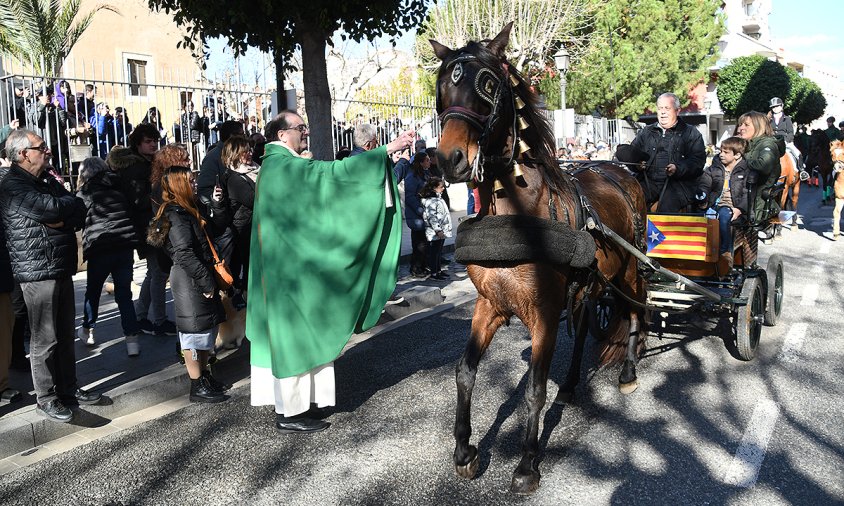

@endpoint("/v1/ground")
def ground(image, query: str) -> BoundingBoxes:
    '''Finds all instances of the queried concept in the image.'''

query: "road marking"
[724,399,780,488]
[777,323,809,362]
[800,284,818,306]
[820,242,831,254]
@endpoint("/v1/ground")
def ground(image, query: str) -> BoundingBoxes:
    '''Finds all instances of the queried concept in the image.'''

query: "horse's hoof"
[834,234,839,241]
[553,389,575,405]
[619,380,639,395]
[455,452,479,480]
[510,470,540,495]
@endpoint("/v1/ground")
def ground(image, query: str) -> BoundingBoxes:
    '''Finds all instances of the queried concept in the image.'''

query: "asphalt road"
[1,184,842,505]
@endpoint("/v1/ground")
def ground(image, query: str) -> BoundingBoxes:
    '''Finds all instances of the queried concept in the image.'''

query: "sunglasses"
[25,144,50,153]
[284,124,309,133]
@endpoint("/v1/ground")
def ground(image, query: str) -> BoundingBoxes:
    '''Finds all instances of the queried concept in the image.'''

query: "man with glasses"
[249,110,414,434]
[0,130,100,423]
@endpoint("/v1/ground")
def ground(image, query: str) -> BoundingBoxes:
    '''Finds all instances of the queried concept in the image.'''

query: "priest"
[248,109,415,433]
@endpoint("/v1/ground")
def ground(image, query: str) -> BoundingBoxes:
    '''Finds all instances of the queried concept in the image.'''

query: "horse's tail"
[596,295,648,366]
[597,308,631,366]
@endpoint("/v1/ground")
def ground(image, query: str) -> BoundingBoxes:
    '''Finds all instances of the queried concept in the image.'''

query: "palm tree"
[0,0,119,75]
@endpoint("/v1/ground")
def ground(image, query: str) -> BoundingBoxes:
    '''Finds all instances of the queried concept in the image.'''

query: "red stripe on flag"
[660,240,707,247]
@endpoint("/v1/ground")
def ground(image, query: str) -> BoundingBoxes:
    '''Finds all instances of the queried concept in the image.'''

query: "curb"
[0,283,446,460]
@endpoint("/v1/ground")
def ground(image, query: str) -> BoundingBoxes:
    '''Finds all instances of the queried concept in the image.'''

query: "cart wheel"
[587,294,620,341]
[736,276,764,361]
[764,254,784,326]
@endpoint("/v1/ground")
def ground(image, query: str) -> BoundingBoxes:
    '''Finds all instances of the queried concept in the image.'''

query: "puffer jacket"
[745,135,785,223]
[631,119,706,212]
[0,164,85,282]
[107,147,153,253]
[148,204,224,333]
[77,169,140,260]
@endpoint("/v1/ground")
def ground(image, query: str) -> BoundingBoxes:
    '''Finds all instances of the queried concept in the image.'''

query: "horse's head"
[832,140,844,163]
[430,23,518,183]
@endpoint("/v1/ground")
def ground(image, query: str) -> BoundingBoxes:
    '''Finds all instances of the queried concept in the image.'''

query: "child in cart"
[695,137,750,267]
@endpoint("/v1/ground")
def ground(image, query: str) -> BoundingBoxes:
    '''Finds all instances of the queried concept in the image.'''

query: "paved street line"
[777,322,809,363]
[723,399,780,488]
[820,242,831,254]
[800,284,818,306]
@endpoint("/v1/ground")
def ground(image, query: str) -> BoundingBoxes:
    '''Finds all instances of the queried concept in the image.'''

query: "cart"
[586,210,784,361]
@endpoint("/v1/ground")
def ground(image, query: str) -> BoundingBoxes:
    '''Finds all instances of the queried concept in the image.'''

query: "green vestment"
[247,143,401,379]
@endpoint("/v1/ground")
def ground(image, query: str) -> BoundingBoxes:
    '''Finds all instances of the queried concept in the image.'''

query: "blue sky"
[206,2,844,86]
[769,0,844,71]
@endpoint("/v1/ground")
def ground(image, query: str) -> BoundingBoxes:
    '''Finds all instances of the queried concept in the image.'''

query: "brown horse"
[830,140,844,238]
[778,152,800,226]
[432,24,648,494]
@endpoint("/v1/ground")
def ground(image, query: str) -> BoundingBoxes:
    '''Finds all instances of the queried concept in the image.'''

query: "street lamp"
[553,48,570,149]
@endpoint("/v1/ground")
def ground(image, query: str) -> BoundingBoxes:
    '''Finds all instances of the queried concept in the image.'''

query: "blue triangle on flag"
[646,219,665,253]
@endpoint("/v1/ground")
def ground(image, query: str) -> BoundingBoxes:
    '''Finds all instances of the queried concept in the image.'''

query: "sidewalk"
[0,211,473,460]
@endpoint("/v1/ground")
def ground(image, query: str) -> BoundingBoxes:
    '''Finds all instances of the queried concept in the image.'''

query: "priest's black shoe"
[36,400,73,423]
[276,415,330,434]
[189,378,226,403]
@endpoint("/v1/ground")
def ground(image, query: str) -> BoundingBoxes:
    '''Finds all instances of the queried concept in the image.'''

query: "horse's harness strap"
[565,162,647,253]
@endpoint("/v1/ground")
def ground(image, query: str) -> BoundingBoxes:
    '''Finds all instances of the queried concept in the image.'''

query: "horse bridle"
[437,52,520,182]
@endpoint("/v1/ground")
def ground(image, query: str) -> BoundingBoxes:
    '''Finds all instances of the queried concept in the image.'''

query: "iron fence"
[1,53,442,176]
[329,94,440,155]
[1,54,273,177]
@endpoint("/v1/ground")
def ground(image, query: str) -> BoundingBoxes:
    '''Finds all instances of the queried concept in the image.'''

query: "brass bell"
[517,116,530,131]
[509,74,519,87]
[513,162,524,178]
[493,179,505,195]
[518,139,531,154]
[515,96,526,109]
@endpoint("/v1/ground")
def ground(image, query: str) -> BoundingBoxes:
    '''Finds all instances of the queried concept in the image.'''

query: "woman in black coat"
[220,135,259,293]
[77,157,141,354]
[147,165,227,403]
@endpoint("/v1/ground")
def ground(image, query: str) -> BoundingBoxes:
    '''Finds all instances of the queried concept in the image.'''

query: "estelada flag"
[646,214,716,261]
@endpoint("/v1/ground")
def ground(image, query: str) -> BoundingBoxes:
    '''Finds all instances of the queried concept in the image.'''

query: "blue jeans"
[717,206,734,254]
[83,248,140,336]
[467,187,475,215]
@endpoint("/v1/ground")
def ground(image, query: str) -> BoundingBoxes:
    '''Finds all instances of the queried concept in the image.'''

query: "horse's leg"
[454,296,507,480]
[510,310,560,495]
[618,313,641,394]
[554,303,588,405]
[791,179,801,227]
[832,198,843,240]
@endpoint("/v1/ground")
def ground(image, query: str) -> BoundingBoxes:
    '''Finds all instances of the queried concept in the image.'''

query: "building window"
[128,58,148,96]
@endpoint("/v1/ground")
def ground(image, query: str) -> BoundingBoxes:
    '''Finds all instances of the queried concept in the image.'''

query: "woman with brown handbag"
[147,165,228,403]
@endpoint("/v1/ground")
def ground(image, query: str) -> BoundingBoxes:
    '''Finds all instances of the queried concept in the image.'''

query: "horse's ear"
[486,21,513,57]
[429,40,454,61]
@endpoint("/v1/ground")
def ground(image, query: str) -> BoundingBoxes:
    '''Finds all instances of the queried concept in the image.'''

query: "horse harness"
[438,49,648,335]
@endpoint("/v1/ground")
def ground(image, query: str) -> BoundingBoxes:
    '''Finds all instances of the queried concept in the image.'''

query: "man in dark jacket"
[107,128,176,336]
[0,130,101,422]
[631,93,706,212]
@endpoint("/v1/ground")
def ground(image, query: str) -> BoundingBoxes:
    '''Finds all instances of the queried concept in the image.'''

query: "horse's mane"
[453,42,565,190]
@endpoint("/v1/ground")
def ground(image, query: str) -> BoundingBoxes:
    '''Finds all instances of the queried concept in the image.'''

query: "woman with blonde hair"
[220,135,259,297]
[735,111,785,223]
[147,165,228,402]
